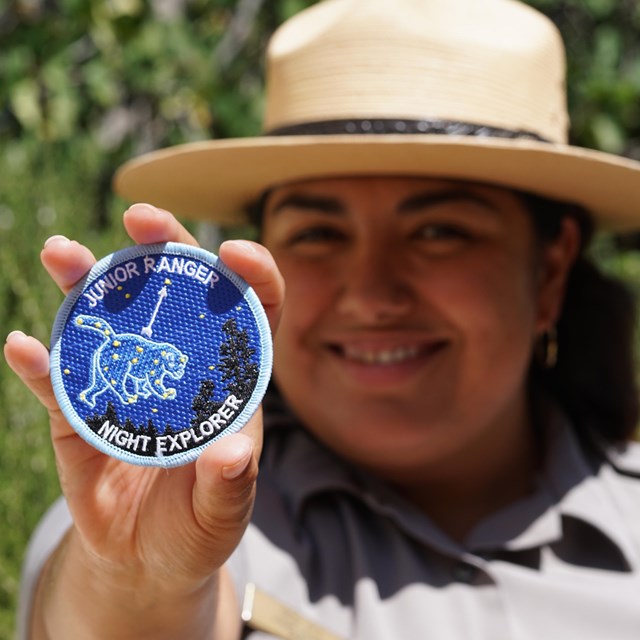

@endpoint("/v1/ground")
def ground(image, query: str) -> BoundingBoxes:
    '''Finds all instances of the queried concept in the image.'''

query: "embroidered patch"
[50,242,272,467]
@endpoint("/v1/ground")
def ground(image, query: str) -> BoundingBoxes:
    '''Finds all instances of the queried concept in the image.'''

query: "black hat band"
[267,118,549,142]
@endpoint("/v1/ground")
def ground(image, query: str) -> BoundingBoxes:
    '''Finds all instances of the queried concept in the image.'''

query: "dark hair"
[247,188,639,445]
[522,193,639,445]
[246,189,272,230]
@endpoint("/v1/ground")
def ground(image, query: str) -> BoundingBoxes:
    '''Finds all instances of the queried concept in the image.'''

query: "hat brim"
[113,135,640,231]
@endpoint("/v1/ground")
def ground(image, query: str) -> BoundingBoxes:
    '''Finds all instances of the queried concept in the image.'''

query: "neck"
[393,397,542,543]
[399,452,539,543]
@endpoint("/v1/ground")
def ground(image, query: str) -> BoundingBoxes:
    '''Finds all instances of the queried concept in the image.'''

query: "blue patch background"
[52,246,265,440]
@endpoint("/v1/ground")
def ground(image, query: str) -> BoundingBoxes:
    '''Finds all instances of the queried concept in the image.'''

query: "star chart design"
[51,243,272,467]
[74,308,189,409]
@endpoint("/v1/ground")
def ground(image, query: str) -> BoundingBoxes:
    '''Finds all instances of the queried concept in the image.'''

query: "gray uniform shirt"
[17,399,640,639]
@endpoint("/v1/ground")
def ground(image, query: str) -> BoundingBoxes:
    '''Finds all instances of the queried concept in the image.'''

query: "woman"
[7,0,640,637]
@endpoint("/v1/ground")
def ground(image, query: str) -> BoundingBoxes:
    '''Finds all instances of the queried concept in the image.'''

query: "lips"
[327,336,447,366]
[342,344,421,365]
[322,337,447,389]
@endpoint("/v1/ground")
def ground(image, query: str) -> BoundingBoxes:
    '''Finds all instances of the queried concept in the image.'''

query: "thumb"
[191,429,260,566]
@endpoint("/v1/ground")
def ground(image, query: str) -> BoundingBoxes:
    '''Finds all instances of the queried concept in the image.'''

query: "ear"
[534,217,581,334]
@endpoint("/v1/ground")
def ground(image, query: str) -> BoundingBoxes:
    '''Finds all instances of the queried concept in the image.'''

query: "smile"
[324,339,447,389]
[342,345,421,365]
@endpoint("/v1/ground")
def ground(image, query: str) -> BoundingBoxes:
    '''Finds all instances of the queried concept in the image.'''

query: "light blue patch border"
[50,242,273,468]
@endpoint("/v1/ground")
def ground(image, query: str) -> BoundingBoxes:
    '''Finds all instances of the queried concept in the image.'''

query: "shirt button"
[452,562,477,583]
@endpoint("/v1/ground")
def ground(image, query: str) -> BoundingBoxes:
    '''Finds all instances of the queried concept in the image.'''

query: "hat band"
[267,118,549,142]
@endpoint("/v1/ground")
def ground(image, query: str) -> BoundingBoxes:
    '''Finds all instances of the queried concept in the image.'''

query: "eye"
[289,225,346,245]
[281,224,349,257]
[414,223,472,242]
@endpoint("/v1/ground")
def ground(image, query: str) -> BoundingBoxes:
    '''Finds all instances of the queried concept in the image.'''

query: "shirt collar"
[262,388,360,511]
[547,417,640,570]
[456,408,638,569]
[262,391,464,556]
[263,388,638,567]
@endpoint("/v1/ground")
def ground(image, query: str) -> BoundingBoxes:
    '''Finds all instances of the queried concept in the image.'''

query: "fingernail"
[44,235,70,248]
[6,330,27,343]
[222,448,252,480]
[126,203,160,216]
[233,240,257,254]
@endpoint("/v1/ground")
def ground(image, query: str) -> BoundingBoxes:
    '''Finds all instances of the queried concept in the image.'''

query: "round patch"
[50,242,272,468]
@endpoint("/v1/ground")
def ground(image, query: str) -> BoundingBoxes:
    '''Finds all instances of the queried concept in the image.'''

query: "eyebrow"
[270,193,345,216]
[269,187,499,217]
[398,189,497,215]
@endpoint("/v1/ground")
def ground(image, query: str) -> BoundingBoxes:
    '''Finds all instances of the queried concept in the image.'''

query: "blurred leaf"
[41,60,81,140]
[591,113,626,153]
[84,59,122,107]
[9,78,42,132]
[592,25,621,74]
[584,0,616,19]
[105,0,144,18]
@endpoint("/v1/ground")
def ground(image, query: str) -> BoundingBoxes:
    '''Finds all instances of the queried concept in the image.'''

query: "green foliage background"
[1,0,640,637]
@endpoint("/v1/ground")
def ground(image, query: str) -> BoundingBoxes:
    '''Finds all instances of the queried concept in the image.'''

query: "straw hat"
[113,0,640,230]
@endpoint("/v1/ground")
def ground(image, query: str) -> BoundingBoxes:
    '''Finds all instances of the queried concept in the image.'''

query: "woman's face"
[261,176,577,481]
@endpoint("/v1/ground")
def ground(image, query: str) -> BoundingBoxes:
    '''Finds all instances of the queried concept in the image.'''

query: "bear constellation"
[74,314,188,407]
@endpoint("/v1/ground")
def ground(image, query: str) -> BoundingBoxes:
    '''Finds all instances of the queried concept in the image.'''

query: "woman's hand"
[4,203,284,639]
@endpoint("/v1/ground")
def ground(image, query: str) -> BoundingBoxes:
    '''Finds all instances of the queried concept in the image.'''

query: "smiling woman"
[262,178,574,495]
[8,0,640,639]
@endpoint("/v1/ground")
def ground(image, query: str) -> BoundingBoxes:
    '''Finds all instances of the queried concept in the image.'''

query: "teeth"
[344,345,420,365]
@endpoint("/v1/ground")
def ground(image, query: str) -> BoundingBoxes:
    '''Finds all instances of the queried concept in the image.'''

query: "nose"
[336,247,414,322]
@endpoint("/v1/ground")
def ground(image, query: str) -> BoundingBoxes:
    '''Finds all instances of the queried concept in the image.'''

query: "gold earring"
[539,327,558,369]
